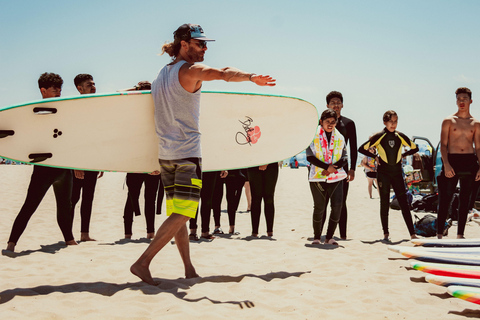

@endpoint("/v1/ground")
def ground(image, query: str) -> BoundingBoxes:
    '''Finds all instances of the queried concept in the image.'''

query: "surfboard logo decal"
[236,116,261,145]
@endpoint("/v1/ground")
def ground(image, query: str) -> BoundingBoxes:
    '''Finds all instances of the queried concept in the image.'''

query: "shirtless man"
[71,74,103,241]
[437,87,480,239]
[130,23,275,285]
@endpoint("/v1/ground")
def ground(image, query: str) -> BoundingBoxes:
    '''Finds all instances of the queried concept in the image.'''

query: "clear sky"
[1,0,479,149]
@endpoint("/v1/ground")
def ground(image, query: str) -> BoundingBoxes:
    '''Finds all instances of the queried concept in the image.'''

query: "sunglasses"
[192,40,207,49]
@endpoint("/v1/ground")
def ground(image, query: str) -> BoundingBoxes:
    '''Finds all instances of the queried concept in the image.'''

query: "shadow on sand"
[0,270,310,309]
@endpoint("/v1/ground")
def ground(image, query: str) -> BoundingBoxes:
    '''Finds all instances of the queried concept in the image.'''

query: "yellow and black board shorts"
[159,158,202,218]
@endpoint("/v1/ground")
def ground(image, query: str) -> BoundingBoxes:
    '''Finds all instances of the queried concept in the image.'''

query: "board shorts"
[159,158,202,218]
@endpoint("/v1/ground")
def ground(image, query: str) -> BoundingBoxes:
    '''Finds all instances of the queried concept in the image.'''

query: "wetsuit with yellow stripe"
[358,128,419,171]
[358,128,419,236]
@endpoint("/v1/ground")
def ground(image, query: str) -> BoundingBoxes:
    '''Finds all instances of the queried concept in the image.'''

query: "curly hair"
[326,91,343,104]
[383,110,397,123]
[456,87,472,100]
[74,74,93,87]
[38,72,63,90]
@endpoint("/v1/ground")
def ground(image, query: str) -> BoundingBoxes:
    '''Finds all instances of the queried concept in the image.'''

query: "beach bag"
[414,214,450,237]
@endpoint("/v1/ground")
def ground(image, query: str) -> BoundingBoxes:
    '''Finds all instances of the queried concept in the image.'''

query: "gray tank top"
[151,60,202,160]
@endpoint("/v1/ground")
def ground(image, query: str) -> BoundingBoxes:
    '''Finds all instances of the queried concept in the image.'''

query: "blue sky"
[1,0,479,149]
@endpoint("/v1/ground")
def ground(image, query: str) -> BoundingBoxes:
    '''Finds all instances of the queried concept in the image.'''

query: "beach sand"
[1,165,480,319]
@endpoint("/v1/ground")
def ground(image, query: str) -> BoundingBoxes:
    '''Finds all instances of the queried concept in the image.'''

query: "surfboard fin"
[0,130,14,138]
[28,153,53,163]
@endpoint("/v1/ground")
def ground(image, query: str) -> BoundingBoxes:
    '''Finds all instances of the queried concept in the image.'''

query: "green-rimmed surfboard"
[0,91,318,173]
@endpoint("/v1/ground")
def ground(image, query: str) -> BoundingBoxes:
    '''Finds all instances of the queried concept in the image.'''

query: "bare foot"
[457,235,466,239]
[130,262,158,285]
[147,233,155,239]
[66,240,78,246]
[185,267,199,279]
[437,234,443,239]
[80,233,96,241]
[6,242,15,252]
[267,232,273,237]
[311,239,321,245]
[411,234,419,239]
[125,234,132,239]
[325,238,338,245]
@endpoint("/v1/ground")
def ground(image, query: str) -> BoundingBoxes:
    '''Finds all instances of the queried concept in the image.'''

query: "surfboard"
[410,238,480,247]
[426,274,480,288]
[448,285,480,305]
[399,249,480,265]
[0,91,319,173]
[411,262,480,279]
[389,245,480,255]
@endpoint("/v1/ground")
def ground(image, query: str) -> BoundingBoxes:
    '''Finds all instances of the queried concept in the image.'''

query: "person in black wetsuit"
[247,163,279,237]
[321,91,357,240]
[71,74,103,242]
[119,81,164,240]
[5,73,77,253]
[436,87,480,239]
[358,110,419,242]
[307,109,348,245]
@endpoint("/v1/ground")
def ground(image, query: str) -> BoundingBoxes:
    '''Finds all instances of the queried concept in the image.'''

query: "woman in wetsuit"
[358,110,419,242]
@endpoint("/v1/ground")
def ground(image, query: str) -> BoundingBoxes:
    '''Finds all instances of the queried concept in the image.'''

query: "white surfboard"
[0,91,318,173]
[411,238,480,247]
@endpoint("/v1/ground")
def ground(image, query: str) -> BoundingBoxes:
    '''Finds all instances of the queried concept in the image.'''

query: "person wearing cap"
[130,23,276,285]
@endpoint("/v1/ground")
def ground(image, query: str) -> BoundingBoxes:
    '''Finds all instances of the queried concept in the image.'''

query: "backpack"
[412,193,438,213]
[390,191,414,210]
[414,214,451,237]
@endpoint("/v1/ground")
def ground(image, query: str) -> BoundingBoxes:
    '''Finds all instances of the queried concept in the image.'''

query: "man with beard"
[130,24,276,285]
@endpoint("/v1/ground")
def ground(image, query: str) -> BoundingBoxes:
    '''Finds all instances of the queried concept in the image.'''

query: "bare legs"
[130,213,198,285]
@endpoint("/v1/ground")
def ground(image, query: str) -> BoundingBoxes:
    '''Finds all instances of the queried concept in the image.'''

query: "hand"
[220,171,228,178]
[259,165,268,171]
[475,169,480,181]
[321,169,330,176]
[327,164,337,174]
[375,156,381,166]
[251,74,276,87]
[149,170,160,176]
[347,169,355,182]
[74,170,84,179]
[444,163,455,178]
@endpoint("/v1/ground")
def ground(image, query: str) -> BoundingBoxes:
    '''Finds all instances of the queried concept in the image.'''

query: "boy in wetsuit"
[437,87,480,239]
[5,73,77,253]
[358,110,419,241]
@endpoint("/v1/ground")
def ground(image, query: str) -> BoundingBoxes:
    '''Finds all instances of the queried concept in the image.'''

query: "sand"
[1,165,480,319]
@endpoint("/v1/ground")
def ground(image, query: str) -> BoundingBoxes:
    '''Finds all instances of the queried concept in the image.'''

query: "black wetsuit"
[307,131,348,240]
[248,163,279,235]
[321,115,357,238]
[437,154,478,236]
[8,166,74,244]
[358,128,418,236]
[123,173,164,236]
[71,171,98,234]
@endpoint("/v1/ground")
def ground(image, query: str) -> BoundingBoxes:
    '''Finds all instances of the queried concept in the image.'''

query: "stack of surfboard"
[389,238,480,305]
